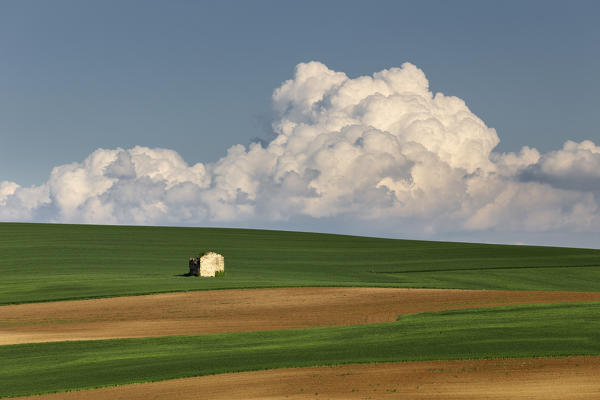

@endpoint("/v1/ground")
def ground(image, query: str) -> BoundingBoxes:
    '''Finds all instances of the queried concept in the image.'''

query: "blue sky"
[2,0,598,185]
[1,1,599,247]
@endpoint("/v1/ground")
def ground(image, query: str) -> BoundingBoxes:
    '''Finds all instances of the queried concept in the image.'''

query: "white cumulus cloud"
[1,61,599,244]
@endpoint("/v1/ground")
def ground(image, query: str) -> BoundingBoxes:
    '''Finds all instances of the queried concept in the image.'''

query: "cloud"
[1,61,599,243]
[518,140,600,192]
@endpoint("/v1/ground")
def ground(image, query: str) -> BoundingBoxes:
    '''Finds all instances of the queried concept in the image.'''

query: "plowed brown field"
[12,356,600,400]
[3,287,600,345]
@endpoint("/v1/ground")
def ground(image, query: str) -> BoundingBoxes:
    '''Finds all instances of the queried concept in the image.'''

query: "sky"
[1,0,599,247]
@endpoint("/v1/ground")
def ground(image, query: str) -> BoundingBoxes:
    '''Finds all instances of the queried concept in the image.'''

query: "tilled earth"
[12,356,600,399]
[4,287,600,399]
[3,287,600,345]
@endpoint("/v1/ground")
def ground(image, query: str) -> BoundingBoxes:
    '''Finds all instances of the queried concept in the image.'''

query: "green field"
[2,222,600,398]
[1,222,600,304]
[2,302,599,398]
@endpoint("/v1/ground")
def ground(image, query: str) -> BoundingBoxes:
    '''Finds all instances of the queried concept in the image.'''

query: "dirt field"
[3,287,600,345]
[13,356,600,400]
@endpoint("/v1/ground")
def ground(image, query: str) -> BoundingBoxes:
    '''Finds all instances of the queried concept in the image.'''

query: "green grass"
[1,302,599,398]
[2,222,600,304]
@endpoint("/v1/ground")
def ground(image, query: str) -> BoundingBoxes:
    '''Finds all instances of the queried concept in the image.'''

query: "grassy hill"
[2,222,600,304]
[2,222,600,398]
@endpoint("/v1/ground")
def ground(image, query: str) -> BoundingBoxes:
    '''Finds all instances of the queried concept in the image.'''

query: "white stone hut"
[199,252,225,277]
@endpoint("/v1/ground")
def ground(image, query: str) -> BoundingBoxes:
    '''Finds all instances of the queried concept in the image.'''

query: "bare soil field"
[12,356,600,400]
[3,287,600,345]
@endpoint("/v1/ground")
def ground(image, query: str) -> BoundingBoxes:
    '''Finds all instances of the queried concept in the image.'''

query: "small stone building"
[188,252,224,277]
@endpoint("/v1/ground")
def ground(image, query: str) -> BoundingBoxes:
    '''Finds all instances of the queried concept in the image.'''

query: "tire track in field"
[376,264,600,274]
